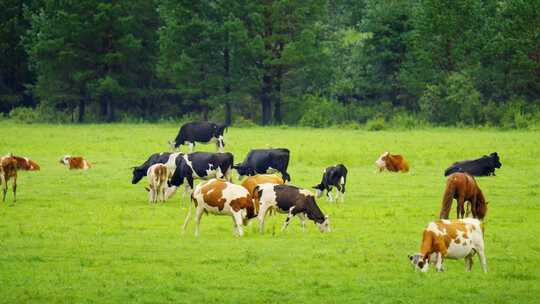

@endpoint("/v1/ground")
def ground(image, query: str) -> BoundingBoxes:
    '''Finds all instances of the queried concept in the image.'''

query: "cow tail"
[439,180,455,219]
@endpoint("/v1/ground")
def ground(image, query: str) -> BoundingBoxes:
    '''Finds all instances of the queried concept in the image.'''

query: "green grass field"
[1,122,539,303]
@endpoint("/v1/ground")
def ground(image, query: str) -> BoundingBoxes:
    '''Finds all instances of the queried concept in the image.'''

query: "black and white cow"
[131,152,174,184]
[168,152,234,193]
[254,184,330,233]
[234,148,291,182]
[444,152,502,177]
[312,164,348,203]
[169,121,227,152]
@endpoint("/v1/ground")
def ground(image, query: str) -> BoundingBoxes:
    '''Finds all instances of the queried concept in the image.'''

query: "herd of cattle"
[1,121,503,273]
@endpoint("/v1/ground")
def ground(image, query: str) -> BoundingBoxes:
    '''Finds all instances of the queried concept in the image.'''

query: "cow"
[444,152,502,177]
[131,152,174,184]
[234,148,291,182]
[0,155,18,202]
[253,183,330,233]
[168,152,234,197]
[313,164,348,203]
[409,218,487,273]
[146,164,169,204]
[11,156,40,171]
[169,121,227,152]
[60,155,91,170]
[240,174,285,213]
[183,179,256,236]
[440,172,488,220]
[375,152,409,173]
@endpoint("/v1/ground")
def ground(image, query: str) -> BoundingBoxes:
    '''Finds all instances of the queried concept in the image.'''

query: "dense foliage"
[1,0,539,127]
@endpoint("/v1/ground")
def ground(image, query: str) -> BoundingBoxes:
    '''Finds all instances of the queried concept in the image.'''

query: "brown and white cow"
[11,156,40,171]
[409,218,487,273]
[60,155,91,170]
[375,152,409,173]
[146,164,169,204]
[253,183,330,233]
[0,155,18,202]
[184,179,256,236]
[240,174,284,213]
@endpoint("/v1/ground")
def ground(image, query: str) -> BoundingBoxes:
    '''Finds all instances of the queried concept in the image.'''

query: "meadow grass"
[0,121,539,303]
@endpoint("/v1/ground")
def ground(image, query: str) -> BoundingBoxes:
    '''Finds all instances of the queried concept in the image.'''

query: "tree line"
[1,0,539,127]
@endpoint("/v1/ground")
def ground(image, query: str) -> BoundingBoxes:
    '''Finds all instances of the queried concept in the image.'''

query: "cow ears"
[408,255,413,261]
[491,152,498,156]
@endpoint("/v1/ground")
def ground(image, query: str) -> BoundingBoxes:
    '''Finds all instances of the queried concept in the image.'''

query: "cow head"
[168,140,178,152]
[312,184,325,198]
[408,254,429,272]
[131,167,145,184]
[59,155,71,165]
[27,159,40,171]
[233,163,248,180]
[214,123,227,135]
[489,152,502,168]
[375,152,389,169]
[316,215,331,233]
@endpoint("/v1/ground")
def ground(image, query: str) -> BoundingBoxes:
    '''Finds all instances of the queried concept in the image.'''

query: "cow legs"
[1,176,6,202]
[282,206,296,231]
[457,195,466,219]
[477,249,488,273]
[182,198,194,234]
[258,203,273,233]
[465,254,474,272]
[194,205,204,237]
[188,142,195,152]
[232,212,244,236]
[435,252,444,272]
[12,176,16,203]
[327,189,334,202]
[298,213,306,231]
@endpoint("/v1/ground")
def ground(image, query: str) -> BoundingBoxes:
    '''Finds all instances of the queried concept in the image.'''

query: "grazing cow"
[409,218,487,273]
[444,152,502,177]
[313,164,348,203]
[169,121,227,152]
[11,156,40,171]
[253,184,330,233]
[240,174,285,213]
[60,155,91,170]
[131,152,174,184]
[146,164,169,204]
[0,155,18,202]
[375,152,409,173]
[169,152,234,194]
[234,148,291,182]
[183,179,255,236]
[440,172,488,220]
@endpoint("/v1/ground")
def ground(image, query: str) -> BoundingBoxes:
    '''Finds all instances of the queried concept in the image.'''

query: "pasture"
[0,122,539,303]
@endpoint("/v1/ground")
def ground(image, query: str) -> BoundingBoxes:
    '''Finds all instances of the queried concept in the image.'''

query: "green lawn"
[0,122,539,303]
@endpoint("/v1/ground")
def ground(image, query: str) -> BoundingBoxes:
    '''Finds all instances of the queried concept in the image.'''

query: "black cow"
[169,121,227,152]
[444,152,502,177]
[313,164,348,203]
[254,184,330,233]
[131,152,174,184]
[168,152,234,191]
[234,148,291,181]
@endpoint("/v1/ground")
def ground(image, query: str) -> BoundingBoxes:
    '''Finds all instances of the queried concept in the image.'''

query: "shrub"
[299,95,346,128]
[9,107,39,124]
[233,116,257,128]
[390,112,427,129]
[365,116,386,131]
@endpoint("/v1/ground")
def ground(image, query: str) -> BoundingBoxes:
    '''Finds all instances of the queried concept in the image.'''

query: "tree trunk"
[261,74,273,125]
[274,66,283,124]
[224,47,232,126]
[260,0,273,126]
[78,97,86,123]
[106,98,114,122]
